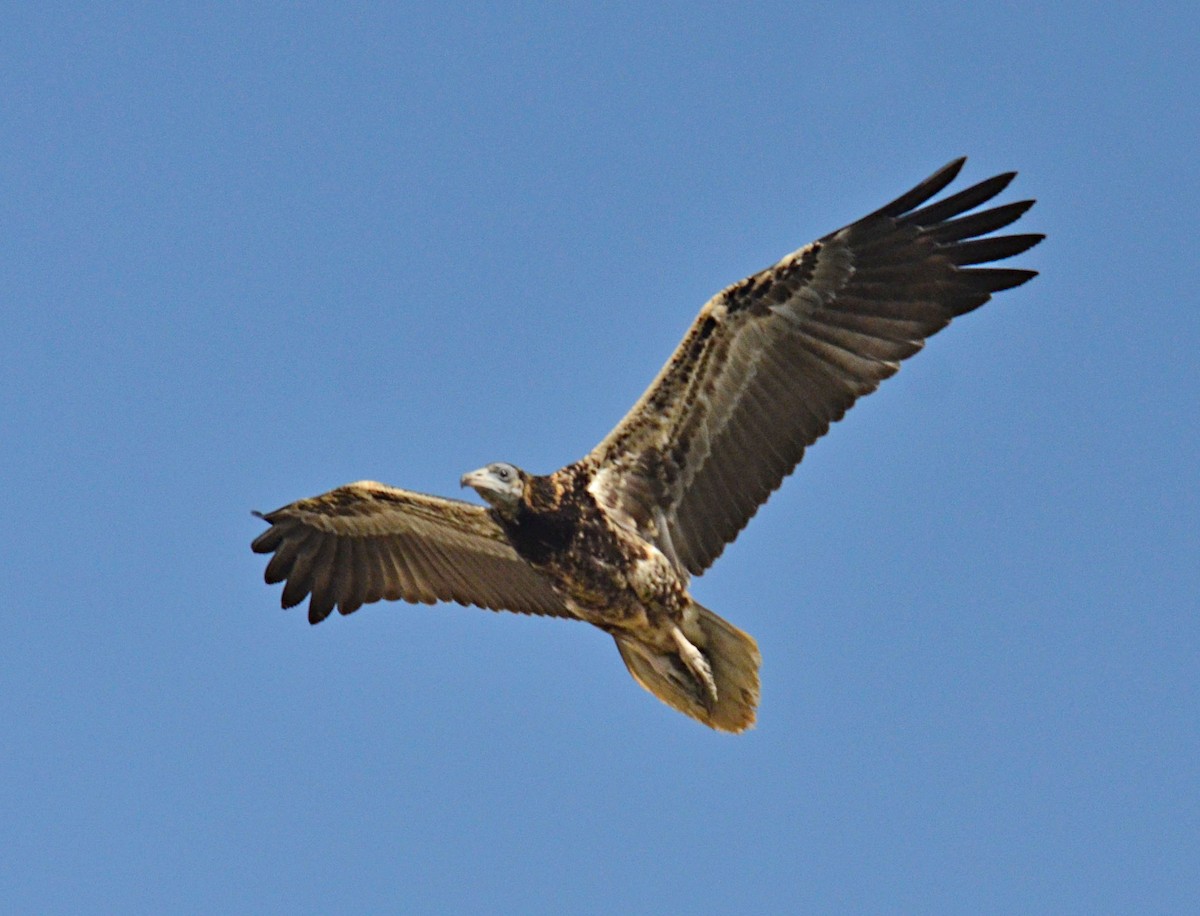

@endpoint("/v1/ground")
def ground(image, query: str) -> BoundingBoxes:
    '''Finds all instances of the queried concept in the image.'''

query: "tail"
[613,603,761,733]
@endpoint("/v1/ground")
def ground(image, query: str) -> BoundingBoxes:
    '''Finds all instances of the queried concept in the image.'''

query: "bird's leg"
[672,625,718,708]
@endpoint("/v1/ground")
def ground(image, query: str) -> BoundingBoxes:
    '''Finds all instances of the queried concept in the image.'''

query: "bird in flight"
[252,158,1041,732]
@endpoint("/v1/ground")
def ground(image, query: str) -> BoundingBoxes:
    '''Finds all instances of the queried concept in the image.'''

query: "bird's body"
[482,469,613,614]
[252,158,1042,732]
[452,461,760,729]
[494,466,676,632]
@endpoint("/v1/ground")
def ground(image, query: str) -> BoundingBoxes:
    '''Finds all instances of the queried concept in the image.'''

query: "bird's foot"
[672,625,718,709]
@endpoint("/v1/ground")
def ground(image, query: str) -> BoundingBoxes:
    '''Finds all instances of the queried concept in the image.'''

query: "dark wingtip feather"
[948,233,1046,265]
[961,267,1040,292]
[263,553,288,585]
[903,172,1018,227]
[251,525,282,554]
[928,200,1035,243]
[308,592,336,625]
[280,575,309,610]
[873,158,967,219]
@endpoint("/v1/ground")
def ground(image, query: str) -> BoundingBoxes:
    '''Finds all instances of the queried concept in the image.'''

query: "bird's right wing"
[251,481,572,624]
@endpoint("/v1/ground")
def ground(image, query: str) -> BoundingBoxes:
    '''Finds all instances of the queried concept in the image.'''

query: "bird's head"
[460,462,526,513]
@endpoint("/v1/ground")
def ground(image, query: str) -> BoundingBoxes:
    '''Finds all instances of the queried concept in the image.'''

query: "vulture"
[252,158,1042,732]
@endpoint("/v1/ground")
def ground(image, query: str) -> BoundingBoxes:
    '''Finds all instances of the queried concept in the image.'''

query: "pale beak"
[460,467,489,490]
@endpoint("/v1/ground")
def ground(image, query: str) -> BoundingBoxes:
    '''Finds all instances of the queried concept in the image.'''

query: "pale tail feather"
[614,603,761,732]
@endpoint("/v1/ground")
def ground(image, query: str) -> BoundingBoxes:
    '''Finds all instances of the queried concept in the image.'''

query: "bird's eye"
[496,467,510,479]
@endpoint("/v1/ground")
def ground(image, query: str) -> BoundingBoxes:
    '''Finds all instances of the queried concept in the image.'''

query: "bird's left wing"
[251,481,571,624]
[583,159,1042,576]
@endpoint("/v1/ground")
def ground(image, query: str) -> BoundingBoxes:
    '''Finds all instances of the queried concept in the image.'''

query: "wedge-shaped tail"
[614,603,761,732]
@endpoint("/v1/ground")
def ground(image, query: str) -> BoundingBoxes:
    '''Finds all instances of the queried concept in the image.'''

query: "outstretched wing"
[585,158,1042,576]
[251,481,571,624]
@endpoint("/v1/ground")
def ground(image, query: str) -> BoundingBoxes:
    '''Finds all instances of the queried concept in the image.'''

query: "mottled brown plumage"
[252,158,1042,732]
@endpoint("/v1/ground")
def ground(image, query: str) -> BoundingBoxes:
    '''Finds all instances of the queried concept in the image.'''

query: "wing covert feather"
[586,159,1042,575]
[251,481,571,624]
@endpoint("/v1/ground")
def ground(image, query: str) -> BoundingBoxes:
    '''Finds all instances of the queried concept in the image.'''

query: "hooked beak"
[460,467,489,490]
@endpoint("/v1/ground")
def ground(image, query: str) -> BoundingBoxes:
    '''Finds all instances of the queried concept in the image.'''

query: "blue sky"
[3,2,1196,912]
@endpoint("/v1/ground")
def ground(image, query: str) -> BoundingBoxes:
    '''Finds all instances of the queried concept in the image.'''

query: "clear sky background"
[3,3,1196,913]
